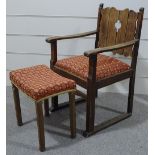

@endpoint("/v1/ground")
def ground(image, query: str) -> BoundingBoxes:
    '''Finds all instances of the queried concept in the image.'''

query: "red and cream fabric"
[10,65,76,101]
[56,54,130,81]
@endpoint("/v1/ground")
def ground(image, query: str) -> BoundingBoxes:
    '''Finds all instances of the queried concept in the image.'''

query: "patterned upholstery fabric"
[56,54,130,81]
[10,65,76,101]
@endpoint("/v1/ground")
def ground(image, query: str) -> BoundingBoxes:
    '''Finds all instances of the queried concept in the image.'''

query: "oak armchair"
[46,4,144,137]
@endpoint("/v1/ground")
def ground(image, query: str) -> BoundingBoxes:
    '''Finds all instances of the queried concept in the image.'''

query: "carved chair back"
[95,5,144,57]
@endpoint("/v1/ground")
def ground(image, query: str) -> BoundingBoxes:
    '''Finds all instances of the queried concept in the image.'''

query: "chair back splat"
[96,4,144,57]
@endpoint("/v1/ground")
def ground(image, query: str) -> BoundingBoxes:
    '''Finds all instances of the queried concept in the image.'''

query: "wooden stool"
[9,65,76,152]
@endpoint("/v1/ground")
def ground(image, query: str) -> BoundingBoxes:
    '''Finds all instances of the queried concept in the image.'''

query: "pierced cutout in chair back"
[98,7,144,57]
[115,20,122,32]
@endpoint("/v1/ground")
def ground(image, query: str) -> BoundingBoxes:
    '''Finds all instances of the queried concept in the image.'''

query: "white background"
[2,1,155,154]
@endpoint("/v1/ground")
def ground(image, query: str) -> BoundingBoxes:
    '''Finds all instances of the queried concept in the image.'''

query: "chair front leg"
[83,54,97,137]
[85,80,96,134]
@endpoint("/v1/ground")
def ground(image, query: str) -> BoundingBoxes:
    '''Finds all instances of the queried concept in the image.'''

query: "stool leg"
[12,84,23,126]
[51,96,58,110]
[69,92,76,138]
[35,102,45,152]
[95,89,98,98]
[44,99,50,117]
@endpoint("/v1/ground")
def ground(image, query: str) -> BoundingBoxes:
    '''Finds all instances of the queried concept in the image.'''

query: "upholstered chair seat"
[55,54,130,81]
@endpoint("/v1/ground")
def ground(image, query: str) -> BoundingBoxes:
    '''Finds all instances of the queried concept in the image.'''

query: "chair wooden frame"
[46,4,144,137]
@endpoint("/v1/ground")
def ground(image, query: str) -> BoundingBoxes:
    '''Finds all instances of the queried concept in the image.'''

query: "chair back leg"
[127,73,136,113]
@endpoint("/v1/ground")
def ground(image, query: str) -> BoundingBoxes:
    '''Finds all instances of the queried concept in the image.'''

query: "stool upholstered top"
[10,65,76,101]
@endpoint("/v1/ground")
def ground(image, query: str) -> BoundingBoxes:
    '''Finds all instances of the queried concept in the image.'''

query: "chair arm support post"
[87,55,97,89]
[87,55,97,84]
[50,41,57,69]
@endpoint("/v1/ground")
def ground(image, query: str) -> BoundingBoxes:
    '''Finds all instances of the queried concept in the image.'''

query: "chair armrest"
[46,30,97,43]
[84,39,139,57]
